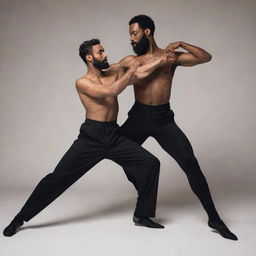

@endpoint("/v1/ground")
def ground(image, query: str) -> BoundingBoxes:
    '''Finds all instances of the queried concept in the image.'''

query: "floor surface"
[1,186,255,256]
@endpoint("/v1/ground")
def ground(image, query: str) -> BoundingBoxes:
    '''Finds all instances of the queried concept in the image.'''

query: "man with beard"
[118,15,238,240]
[3,39,176,237]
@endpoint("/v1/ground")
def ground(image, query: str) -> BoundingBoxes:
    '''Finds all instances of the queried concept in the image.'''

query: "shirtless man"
[3,38,175,237]
[119,15,238,240]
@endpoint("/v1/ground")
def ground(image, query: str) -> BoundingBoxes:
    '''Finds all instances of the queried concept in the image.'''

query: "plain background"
[1,0,255,255]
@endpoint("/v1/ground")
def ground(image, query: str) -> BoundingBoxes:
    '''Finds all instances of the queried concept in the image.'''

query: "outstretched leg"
[152,118,237,240]
[3,137,103,237]
[119,116,149,190]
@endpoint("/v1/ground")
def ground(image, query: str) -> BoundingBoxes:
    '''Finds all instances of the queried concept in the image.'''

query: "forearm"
[129,58,163,84]
[110,69,134,95]
[135,58,162,76]
[180,41,212,63]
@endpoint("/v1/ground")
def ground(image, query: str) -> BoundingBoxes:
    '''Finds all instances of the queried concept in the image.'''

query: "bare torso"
[128,48,177,105]
[76,71,119,121]
[76,47,177,121]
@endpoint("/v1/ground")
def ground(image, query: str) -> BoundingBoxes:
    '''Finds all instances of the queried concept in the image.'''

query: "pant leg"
[119,110,149,188]
[16,132,104,222]
[107,134,160,218]
[120,116,148,145]
[151,113,220,221]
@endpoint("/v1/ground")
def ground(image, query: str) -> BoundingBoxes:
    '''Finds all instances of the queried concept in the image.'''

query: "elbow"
[198,54,212,64]
[202,53,212,63]
[206,53,212,62]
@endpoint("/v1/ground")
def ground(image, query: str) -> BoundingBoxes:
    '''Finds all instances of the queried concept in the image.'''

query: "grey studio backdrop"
[0,0,255,220]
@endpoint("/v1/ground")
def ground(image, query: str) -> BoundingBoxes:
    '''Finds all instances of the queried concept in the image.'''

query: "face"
[129,23,149,55]
[90,44,109,69]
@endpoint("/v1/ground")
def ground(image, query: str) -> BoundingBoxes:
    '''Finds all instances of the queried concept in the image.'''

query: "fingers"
[167,50,176,56]
[162,51,176,60]
[132,60,142,68]
[132,59,143,65]
[129,60,142,73]
[165,42,181,53]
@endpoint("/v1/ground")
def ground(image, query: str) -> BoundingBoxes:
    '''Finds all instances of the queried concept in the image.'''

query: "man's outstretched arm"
[166,41,212,66]
[76,62,140,98]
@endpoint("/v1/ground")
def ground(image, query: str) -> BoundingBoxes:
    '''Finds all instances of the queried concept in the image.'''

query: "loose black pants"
[16,119,160,222]
[120,101,220,221]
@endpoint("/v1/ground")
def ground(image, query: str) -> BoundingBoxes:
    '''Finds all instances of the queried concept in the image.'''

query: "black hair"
[129,15,155,36]
[79,39,100,63]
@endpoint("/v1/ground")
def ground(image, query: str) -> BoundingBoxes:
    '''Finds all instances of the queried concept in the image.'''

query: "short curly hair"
[79,39,100,63]
[129,15,155,36]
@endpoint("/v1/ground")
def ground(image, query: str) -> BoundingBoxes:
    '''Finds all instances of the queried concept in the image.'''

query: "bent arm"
[119,54,173,84]
[134,58,163,77]
[75,68,135,98]
[166,41,212,66]
[130,58,163,83]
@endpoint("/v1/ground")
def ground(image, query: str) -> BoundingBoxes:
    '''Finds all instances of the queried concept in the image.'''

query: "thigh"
[119,117,148,145]
[107,135,158,169]
[53,137,104,176]
[152,121,195,160]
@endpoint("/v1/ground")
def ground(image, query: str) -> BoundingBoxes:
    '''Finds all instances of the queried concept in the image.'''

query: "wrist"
[156,57,164,65]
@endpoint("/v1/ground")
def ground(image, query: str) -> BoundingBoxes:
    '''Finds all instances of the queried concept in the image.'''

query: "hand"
[160,51,177,64]
[165,41,183,53]
[129,60,142,73]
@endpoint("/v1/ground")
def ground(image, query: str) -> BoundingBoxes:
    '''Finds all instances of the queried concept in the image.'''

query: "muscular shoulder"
[75,76,92,91]
[118,55,137,68]
[76,76,90,85]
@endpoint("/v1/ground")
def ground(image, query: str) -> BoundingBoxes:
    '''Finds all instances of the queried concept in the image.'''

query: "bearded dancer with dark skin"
[3,39,177,237]
[117,15,238,240]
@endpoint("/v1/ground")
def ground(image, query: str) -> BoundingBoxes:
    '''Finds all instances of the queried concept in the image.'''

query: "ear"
[144,28,151,37]
[86,54,93,63]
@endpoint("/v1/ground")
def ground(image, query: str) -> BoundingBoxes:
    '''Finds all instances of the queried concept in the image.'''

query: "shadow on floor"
[19,197,169,232]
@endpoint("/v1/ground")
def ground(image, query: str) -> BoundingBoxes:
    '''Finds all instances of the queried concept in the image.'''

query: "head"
[129,15,155,55]
[79,39,109,70]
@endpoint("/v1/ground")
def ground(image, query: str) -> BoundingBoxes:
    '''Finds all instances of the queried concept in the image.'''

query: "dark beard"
[92,57,109,70]
[131,34,149,55]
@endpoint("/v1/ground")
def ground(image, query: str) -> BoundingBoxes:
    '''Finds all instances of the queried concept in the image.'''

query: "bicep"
[175,51,201,66]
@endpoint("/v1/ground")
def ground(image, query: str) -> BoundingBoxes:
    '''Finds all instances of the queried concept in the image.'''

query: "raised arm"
[119,53,176,84]
[166,41,212,66]
[76,63,139,98]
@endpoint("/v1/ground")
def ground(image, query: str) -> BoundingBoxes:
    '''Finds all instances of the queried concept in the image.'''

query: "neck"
[87,65,103,77]
[147,38,159,54]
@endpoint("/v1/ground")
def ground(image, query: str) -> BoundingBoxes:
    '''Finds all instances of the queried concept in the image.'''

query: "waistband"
[134,100,170,111]
[84,118,118,127]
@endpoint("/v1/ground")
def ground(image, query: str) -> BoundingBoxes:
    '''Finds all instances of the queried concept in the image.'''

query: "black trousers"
[120,101,220,221]
[16,119,160,222]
